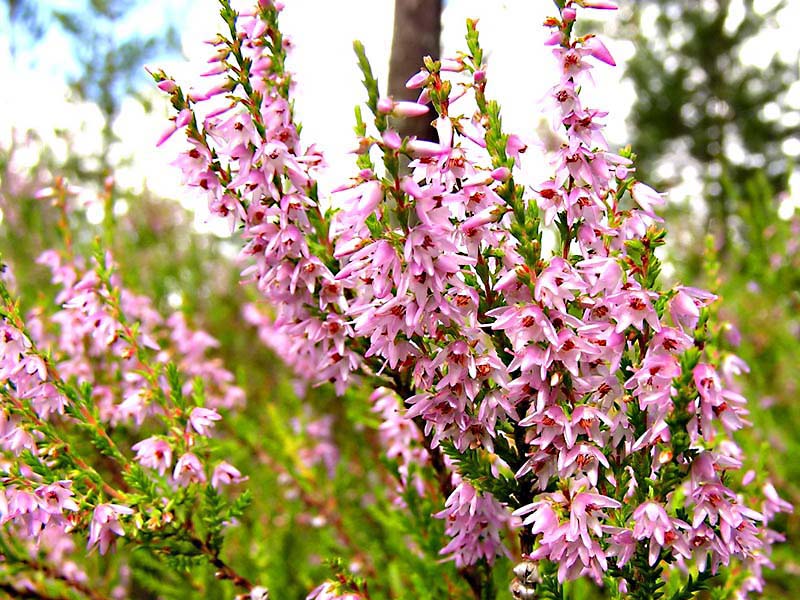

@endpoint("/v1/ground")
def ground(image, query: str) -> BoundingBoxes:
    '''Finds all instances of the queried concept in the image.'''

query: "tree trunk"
[388,0,442,141]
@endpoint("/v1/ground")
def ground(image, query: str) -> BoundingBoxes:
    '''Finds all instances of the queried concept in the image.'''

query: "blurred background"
[0,0,798,597]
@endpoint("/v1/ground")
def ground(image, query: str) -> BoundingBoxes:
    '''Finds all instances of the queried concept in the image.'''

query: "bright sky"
[1,0,798,226]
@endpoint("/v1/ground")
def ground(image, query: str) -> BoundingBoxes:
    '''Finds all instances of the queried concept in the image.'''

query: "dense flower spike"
[156,0,788,597]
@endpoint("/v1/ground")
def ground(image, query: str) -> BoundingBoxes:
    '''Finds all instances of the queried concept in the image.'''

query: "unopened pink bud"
[405,70,429,89]
[157,124,179,147]
[382,129,402,150]
[205,103,236,120]
[473,70,486,83]
[34,187,56,200]
[584,36,616,66]
[406,140,449,158]
[176,109,192,128]
[491,167,511,181]
[440,58,464,73]
[377,97,394,114]
[544,31,562,46]
[392,101,429,118]
[562,7,577,21]
[462,207,505,232]
[200,64,227,77]
[461,173,493,188]
[581,0,618,9]
[157,80,178,93]
[189,82,233,102]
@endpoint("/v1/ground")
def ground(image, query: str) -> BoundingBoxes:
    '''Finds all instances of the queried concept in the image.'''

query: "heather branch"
[152,1,792,598]
[0,533,111,600]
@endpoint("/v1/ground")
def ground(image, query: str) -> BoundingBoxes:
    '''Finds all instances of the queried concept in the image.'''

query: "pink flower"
[607,289,661,333]
[762,482,793,522]
[173,453,206,486]
[88,504,133,555]
[35,481,79,515]
[211,462,247,489]
[630,182,665,213]
[633,501,676,565]
[131,437,173,475]
[188,407,221,436]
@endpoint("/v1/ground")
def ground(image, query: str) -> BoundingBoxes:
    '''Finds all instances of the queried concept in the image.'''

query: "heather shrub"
[0,1,791,598]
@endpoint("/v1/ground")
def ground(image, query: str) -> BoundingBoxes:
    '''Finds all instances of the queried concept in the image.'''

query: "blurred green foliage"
[617,2,800,594]
[620,0,799,254]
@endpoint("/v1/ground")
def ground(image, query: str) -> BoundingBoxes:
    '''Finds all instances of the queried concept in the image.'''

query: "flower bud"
[440,58,465,72]
[405,70,429,89]
[406,140,449,157]
[377,97,394,114]
[491,167,511,181]
[462,207,505,233]
[382,129,402,150]
[584,35,616,66]
[157,79,178,93]
[392,101,429,118]
[579,0,618,8]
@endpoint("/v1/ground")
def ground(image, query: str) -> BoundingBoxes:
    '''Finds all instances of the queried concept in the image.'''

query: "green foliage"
[353,40,381,120]
[441,440,519,503]
[538,561,568,600]
[669,570,716,600]
[621,0,798,251]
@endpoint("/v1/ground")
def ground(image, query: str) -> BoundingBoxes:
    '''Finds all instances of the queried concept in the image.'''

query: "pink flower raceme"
[155,0,791,595]
[435,481,511,568]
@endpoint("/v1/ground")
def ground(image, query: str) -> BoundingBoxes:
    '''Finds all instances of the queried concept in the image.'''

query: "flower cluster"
[0,203,249,595]
[151,0,792,597]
